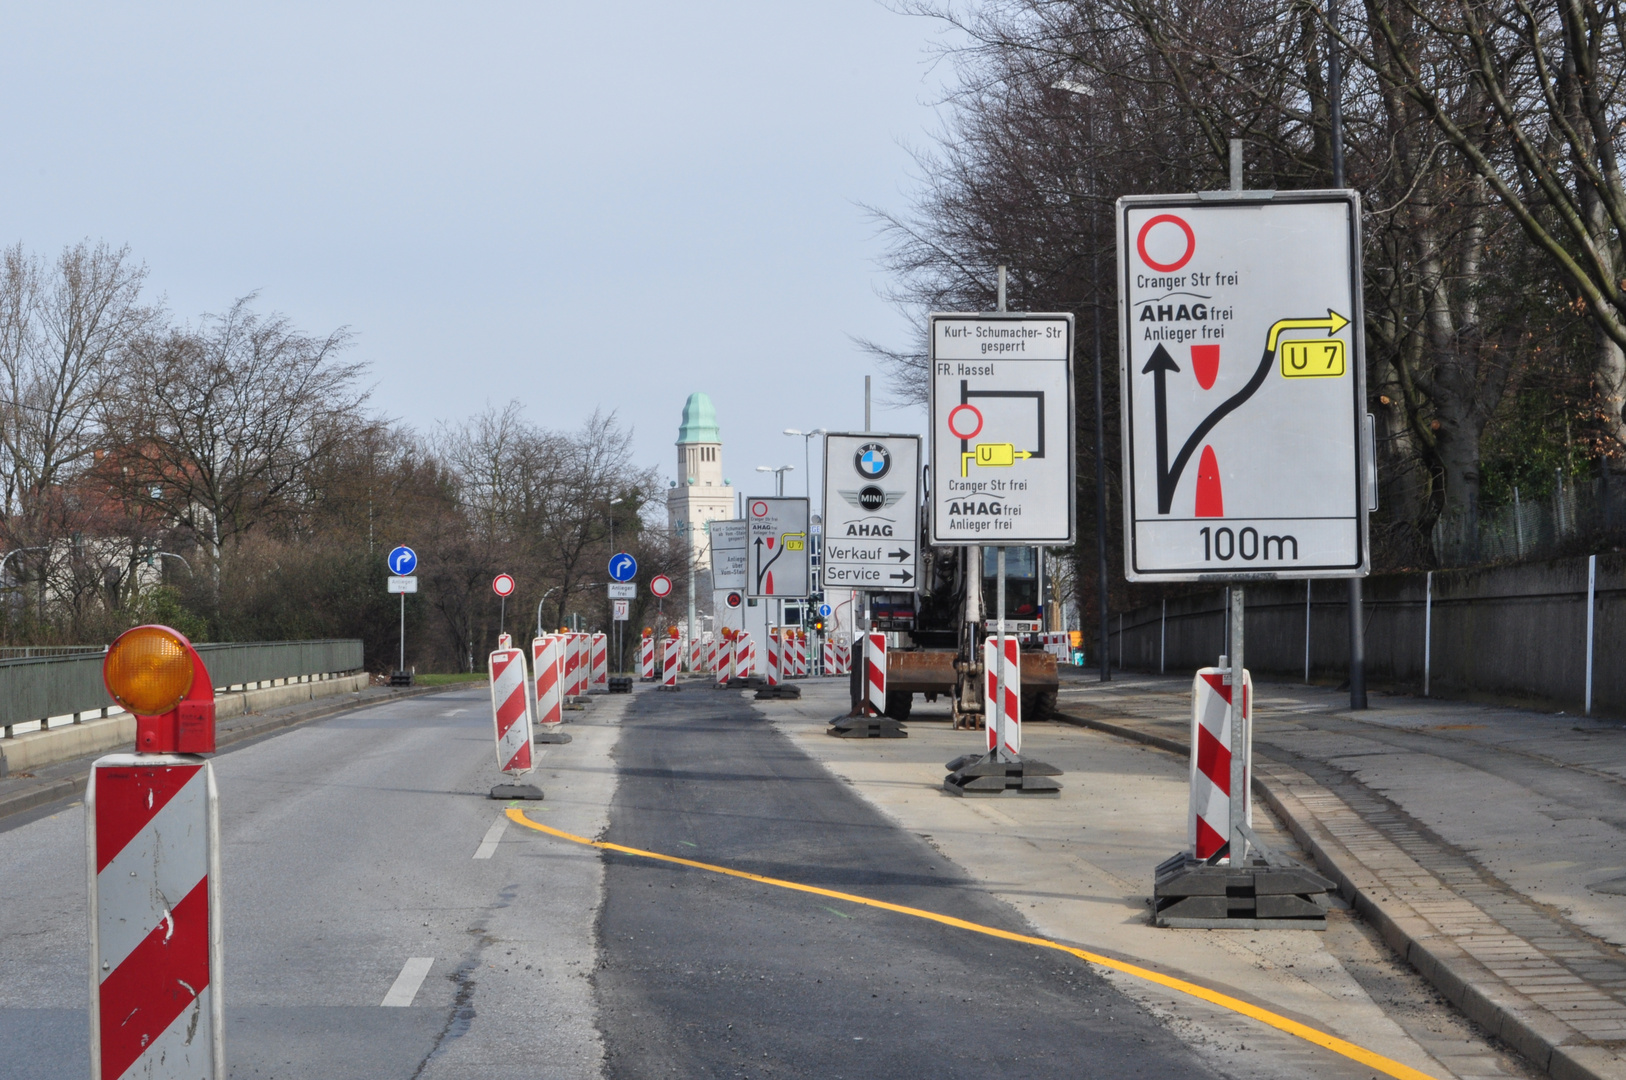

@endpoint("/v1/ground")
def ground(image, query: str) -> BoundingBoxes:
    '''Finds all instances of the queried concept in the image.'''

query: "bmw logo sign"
[855,443,891,480]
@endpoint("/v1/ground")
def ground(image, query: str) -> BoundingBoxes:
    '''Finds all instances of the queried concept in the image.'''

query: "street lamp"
[755,464,794,496]
[782,428,826,498]
[1053,77,1112,684]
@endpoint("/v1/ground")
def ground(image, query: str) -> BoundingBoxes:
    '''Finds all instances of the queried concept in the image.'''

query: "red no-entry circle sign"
[492,573,515,597]
[946,403,983,440]
[650,574,673,598]
[1136,214,1196,272]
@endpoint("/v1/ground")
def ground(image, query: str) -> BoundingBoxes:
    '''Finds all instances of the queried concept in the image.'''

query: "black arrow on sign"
[1142,340,1277,514]
[890,569,914,583]
[889,548,909,561]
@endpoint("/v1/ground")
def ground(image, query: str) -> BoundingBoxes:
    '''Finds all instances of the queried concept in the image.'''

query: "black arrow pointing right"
[889,569,914,583]
[889,548,909,561]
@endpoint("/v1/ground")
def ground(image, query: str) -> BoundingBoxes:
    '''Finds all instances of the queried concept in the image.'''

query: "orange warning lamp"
[104,624,216,754]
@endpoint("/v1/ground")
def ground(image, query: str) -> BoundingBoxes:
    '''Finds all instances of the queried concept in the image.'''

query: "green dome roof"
[676,392,720,444]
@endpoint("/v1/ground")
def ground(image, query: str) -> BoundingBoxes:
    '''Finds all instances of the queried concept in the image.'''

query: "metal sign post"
[1119,193,1349,925]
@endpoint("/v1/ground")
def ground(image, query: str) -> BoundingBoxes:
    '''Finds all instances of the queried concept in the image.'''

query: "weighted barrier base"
[534,729,573,744]
[608,676,633,694]
[655,684,682,692]
[828,713,907,738]
[755,684,802,700]
[489,782,544,800]
[1152,852,1333,929]
[942,752,1062,796]
[389,670,414,687]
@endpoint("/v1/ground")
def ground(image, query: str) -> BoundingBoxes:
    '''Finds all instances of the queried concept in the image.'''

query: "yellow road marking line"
[506,808,1438,1080]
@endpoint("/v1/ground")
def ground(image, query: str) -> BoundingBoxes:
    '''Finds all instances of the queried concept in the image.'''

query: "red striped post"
[983,636,1022,757]
[89,625,224,1079]
[533,634,563,727]
[1189,667,1251,861]
[590,632,608,690]
[765,629,781,687]
[639,632,654,679]
[865,632,886,716]
[662,633,680,687]
[488,646,534,772]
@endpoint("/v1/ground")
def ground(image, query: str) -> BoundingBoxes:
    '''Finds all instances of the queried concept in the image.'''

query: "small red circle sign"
[650,574,673,598]
[1136,214,1196,273]
[492,573,515,597]
[750,500,769,517]
[946,403,983,440]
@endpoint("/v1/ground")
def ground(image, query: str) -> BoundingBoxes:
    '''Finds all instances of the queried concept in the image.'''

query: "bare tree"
[105,296,367,595]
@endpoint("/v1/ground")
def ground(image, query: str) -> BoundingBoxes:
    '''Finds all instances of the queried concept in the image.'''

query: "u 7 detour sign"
[1117,190,1372,581]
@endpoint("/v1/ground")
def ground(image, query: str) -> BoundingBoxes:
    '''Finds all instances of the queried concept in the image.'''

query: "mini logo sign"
[858,485,886,511]
[855,443,890,480]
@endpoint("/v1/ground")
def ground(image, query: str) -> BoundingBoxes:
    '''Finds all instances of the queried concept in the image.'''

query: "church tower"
[667,392,734,567]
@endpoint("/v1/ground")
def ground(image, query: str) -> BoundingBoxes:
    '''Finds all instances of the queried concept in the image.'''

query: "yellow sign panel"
[1280,337,1346,378]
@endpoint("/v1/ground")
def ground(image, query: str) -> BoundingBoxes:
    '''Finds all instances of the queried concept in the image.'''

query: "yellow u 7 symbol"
[1280,338,1346,378]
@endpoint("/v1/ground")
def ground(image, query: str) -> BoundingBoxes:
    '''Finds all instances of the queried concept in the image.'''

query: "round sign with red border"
[492,573,515,597]
[1136,213,1196,273]
[725,591,742,608]
[650,574,673,598]
[946,403,983,440]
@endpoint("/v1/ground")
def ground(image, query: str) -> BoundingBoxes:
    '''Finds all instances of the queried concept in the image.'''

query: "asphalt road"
[0,685,617,1080]
[593,686,1221,1079]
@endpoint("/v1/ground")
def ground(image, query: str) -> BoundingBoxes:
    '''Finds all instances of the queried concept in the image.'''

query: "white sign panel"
[746,497,810,598]
[821,433,921,591]
[607,583,636,600]
[387,575,417,594]
[709,519,748,590]
[1118,191,1369,581]
[928,314,1076,545]
[613,599,630,621]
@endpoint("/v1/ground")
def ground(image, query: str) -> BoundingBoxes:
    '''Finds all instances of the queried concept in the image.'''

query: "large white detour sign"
[1117,190,1371,581]
[927,313,1076,545]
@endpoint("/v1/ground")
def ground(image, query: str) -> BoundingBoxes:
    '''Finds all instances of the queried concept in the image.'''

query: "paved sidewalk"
[1054,669,1626,1080]
[758,678,1537,1080]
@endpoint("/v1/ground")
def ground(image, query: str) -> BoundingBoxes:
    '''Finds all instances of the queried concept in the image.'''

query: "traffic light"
[813,618,825,633]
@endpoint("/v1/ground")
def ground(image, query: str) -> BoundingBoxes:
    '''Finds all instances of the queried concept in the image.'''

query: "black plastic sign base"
[608,676,633,694]
[489,782,544,800]
[534,729,573,744]
[755,684,802,700]
[942,752,1061,796]
[1152,851,1333,929]
[828,714,907,738]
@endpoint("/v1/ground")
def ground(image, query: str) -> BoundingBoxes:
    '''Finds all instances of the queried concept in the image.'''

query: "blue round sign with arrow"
[387,546,417,575]
[608,552,638,582]
[818,603,832,618]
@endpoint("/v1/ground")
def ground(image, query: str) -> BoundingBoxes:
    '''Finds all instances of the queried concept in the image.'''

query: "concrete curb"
[1052,709,1626,1080]
[0,682,469,825]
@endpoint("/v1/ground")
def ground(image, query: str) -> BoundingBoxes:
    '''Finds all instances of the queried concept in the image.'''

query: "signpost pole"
[1228,588,1246,865]
[399,592,406,673]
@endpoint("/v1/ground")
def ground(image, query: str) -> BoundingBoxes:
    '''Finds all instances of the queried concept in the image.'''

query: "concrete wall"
[1110,553,1624,714]
[0,672,369,775]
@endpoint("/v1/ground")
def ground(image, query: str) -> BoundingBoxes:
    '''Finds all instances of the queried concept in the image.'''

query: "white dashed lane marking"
[381,957,434,1006]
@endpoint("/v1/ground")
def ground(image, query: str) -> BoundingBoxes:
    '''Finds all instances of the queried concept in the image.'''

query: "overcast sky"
[0,3,954,511]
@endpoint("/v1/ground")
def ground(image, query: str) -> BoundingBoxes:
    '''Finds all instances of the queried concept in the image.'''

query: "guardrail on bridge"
[0,639,364,738]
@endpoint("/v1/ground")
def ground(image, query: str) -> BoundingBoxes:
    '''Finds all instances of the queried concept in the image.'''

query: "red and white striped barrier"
[690,636,705,673]
[533,634,563,727]
[715,634,732,685]
[765,629,781,687]
[821,640,835,675]
[866,632,886,715]
[489,646,534,772]
[1189,667,1252,861]
[662,634,680,687]
[639,633,654,680]
[591,632,608,690]
[706,637,719,678]
[984,636,1022,756]
[575,633,594,696]
[792,630,807,677]
[88,755,225,1079]
[734,632,753,680]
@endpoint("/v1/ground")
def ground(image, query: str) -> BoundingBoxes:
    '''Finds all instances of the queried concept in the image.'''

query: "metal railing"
[0,638,364,737]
